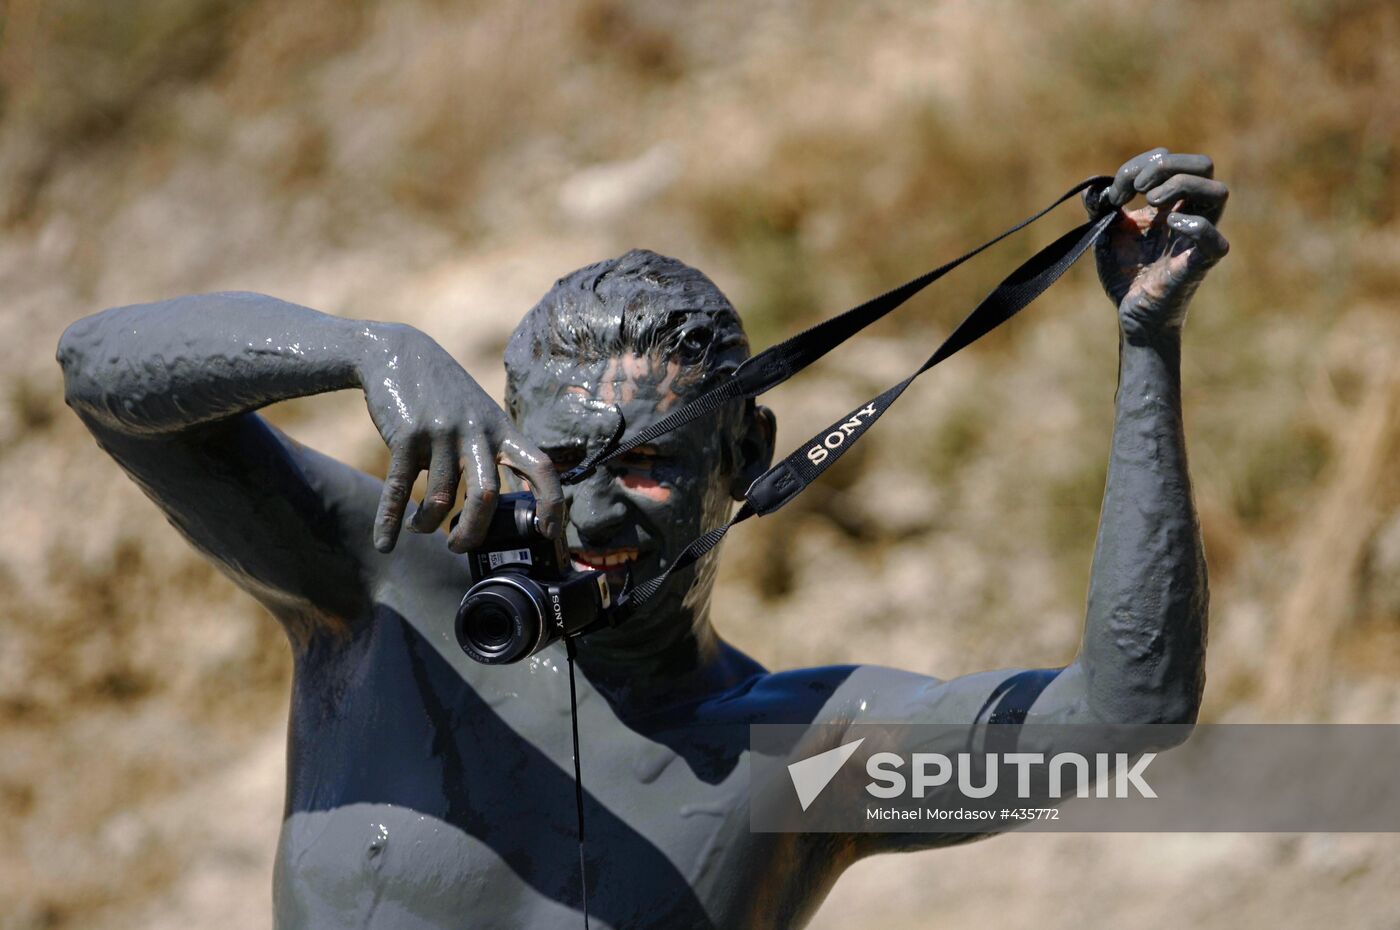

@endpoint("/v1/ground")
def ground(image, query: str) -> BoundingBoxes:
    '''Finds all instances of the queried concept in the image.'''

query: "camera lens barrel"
[455,575,549,664]
[455,570,611,665]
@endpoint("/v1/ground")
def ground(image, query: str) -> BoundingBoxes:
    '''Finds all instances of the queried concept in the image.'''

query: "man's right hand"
[358,324,564,554]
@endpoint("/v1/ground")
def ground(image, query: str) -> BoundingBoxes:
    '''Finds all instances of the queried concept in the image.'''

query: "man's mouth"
[570,547,639,575]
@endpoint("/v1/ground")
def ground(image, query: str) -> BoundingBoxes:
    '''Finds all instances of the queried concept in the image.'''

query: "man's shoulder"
[712,663,941,725]
[748,663,862,698]
[735,662,1019,729]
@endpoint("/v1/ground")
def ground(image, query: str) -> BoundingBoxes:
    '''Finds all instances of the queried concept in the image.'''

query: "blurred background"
[1,0,1397,927]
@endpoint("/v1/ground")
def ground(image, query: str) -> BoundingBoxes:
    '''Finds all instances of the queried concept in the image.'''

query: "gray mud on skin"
[57,149,1223,928]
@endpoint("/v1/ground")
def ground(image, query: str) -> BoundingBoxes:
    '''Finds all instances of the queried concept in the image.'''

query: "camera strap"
[555,176,1113,926]
[563,636,590,930]
[561,175,1114,617]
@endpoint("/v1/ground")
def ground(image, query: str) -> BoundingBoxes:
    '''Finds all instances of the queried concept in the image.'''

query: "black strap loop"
[745,206,1114,515]
[561,176,1110,486]
[597,176,1114,617]
[559,179,1113,930]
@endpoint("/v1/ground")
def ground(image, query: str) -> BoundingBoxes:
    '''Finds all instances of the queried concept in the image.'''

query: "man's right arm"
[56,291,564,644]
[57,292,401,641]
[57,291,377,436]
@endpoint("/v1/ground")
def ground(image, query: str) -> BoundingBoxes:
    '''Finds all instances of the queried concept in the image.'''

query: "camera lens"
[474,605,515,649]
[455,577,547,665]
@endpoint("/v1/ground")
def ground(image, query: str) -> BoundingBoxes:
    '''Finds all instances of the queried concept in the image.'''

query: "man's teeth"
[571,548,639,571]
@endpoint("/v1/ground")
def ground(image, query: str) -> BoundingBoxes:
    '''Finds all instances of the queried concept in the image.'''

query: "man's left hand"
[1086,147,1230,342]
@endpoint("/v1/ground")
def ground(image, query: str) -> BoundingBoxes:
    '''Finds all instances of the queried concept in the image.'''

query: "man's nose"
[565,471,629,544]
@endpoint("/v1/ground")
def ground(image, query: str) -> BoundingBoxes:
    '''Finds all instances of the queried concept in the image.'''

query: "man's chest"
[273,790,789,930]
[278,617,783,927]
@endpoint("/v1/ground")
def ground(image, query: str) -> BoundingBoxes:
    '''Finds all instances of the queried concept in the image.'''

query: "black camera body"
[454,492,612,665]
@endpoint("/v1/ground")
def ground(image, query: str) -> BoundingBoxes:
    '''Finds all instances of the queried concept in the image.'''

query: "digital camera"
[453,492,613,664]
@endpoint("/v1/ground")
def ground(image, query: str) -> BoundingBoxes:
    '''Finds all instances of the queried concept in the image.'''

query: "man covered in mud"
[57,148,1226,928]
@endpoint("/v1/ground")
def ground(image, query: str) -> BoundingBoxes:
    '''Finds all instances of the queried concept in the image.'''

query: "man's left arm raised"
[821,150,1226,844]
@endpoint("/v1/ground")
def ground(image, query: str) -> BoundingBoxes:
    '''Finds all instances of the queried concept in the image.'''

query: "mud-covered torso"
[273,597,850,930]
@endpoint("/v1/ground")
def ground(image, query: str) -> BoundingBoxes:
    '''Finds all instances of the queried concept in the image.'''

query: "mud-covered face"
[510,351,740,649]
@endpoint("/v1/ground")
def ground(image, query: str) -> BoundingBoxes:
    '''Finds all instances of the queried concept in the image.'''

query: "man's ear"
[730,403,777,500]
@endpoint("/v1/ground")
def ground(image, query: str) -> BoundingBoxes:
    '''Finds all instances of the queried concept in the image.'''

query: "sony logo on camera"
[806,403,879,466]
[549,589,566,632]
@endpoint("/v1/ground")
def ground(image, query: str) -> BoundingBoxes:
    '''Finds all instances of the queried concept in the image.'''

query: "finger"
[408,436,460,533]
[1146,174,1228,223]
[374,443,424,553]
[1131,153,1214,194]
[1167,212,1230,266]
[497,425,566,540]
[1104,147,1169,209]
[447,435,501,553]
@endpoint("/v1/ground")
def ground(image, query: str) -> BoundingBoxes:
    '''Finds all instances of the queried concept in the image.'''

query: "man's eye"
[546,448,585,472]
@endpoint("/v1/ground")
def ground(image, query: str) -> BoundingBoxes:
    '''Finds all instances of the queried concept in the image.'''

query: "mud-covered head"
[504,249,775,662]
[504,248,750,406]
